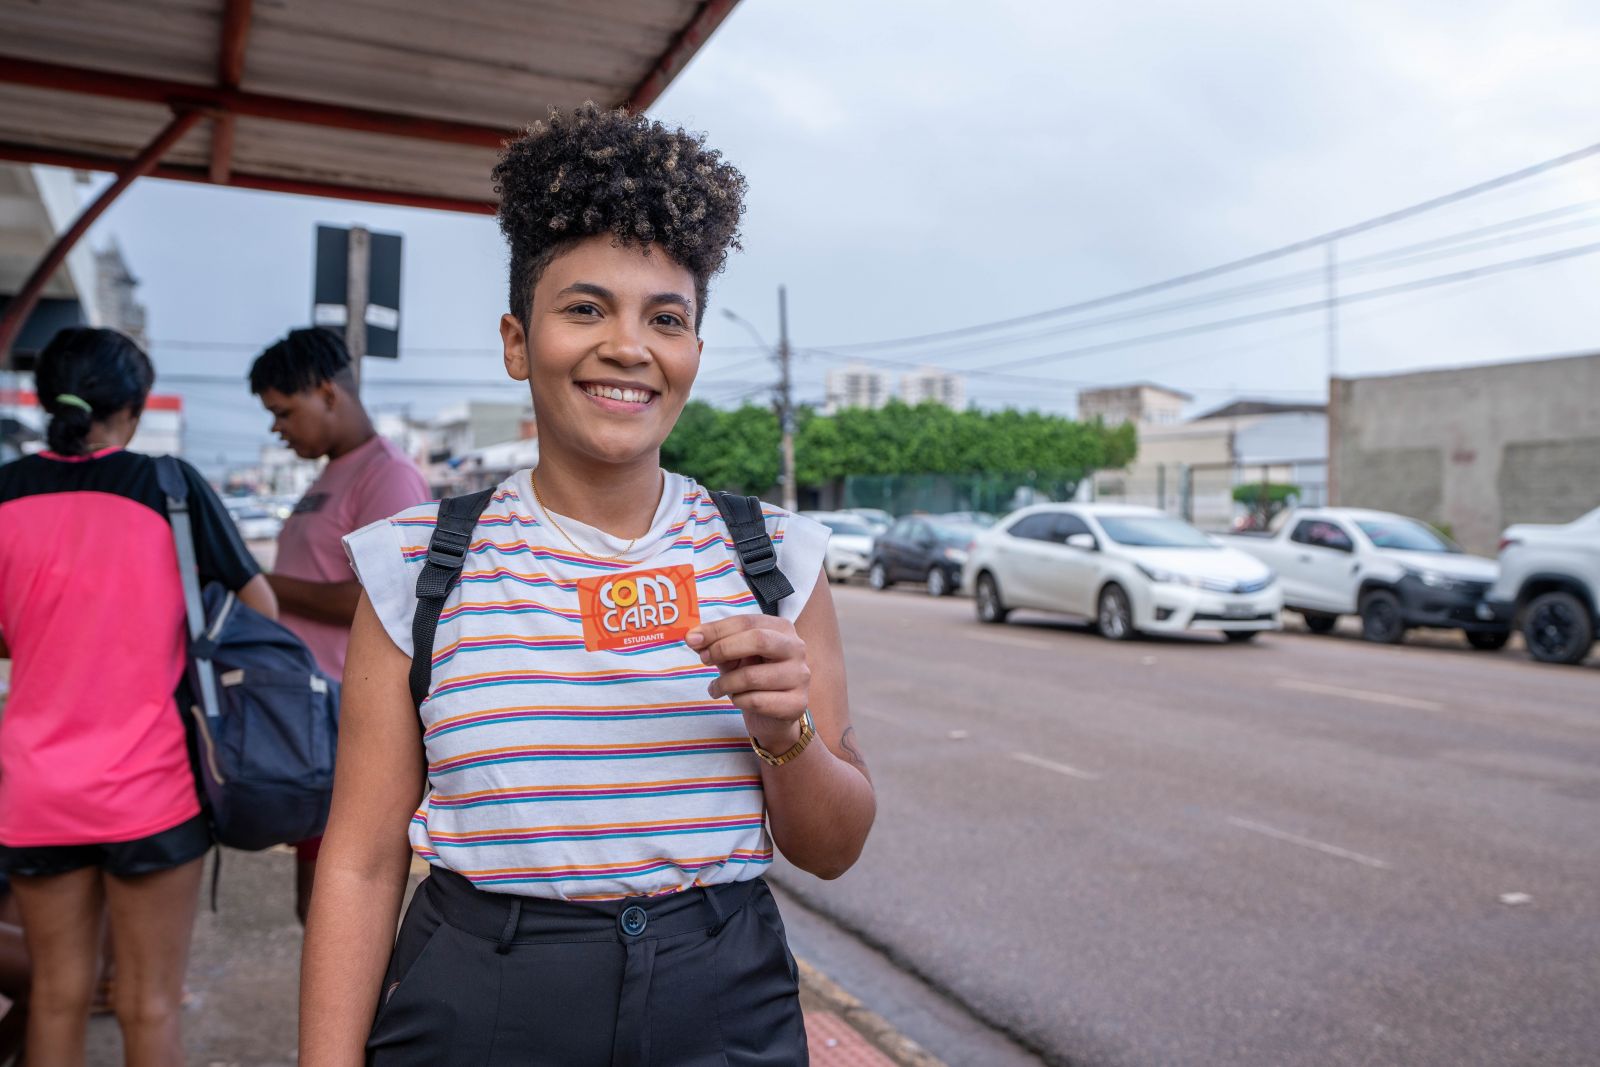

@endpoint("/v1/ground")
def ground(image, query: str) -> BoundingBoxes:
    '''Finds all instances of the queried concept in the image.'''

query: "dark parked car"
[868,517,982,596]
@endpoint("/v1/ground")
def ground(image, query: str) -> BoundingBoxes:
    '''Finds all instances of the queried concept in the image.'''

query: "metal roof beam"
[0,110,205,363]
[1,57,512,148]
[0,141,496,216]
[209,0,255,184]
[627,0,741,112]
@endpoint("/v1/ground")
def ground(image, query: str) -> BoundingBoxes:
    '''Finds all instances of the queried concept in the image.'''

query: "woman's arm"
[300,593,425,1066]
[687,571,875,879]
[265,574,360,626]
[237,574,279,621]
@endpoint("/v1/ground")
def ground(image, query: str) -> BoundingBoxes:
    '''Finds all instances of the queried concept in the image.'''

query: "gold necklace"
[530,471,650,564]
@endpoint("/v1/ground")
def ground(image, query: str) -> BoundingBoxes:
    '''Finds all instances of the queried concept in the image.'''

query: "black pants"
[368,869,808,1067]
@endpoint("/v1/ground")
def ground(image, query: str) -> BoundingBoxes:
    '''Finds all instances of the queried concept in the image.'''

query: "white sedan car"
[803,512,879,583]
[964,504,1282,642]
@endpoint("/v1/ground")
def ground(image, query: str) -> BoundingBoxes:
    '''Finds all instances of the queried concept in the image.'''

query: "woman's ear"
[501,314,530,382]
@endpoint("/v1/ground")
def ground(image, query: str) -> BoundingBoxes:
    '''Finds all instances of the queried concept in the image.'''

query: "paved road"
[771,585,1600,1067]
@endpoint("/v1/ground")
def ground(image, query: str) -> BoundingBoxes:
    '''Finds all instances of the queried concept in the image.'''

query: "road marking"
[969,631,1057,651]
[1009,751,1101,780]
[1275,678,1443,711]
[1226,816,1391,870]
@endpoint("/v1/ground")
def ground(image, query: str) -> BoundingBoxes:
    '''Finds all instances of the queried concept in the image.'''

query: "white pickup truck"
[1224,506,1508,647]
[1487,505,1600,665]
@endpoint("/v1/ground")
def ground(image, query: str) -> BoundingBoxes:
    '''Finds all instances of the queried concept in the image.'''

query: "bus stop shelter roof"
[0,0,741,215]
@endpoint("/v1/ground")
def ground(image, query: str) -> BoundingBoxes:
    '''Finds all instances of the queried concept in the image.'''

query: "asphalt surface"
[771,583,1600,1067]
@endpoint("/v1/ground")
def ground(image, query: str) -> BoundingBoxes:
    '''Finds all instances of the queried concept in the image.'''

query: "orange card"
[576,565,701,652]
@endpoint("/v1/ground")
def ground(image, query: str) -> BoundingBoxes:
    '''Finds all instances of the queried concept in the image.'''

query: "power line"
[812,140,1600,353]
[979,238,1600,374]
[819,203,1600,367]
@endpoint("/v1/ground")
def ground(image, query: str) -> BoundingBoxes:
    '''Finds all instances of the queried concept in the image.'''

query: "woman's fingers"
[708,659,809,701]
[698,624,799,667]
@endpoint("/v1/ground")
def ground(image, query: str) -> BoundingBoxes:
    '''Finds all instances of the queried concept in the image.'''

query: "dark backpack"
[408,489,793,707]
[157,457,341,851]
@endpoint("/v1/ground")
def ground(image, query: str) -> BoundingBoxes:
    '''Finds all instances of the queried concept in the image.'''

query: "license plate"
[1224,603,1255,619]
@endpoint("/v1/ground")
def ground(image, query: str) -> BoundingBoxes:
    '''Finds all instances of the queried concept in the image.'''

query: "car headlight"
[942,547,968,563]
[1136,564,1202,588]
[1406,567,1460,591]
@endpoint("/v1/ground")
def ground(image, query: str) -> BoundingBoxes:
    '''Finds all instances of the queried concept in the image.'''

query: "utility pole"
[777,285,797,512]
[1324,240,1339,379]
[345,225,370,392]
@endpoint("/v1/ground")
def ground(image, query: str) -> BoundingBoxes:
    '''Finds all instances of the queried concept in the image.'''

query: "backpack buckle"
[427,527,472,570]
[734,534,778,576]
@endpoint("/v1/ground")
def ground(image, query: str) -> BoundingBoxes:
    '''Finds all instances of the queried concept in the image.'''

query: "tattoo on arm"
[839,725,868,771]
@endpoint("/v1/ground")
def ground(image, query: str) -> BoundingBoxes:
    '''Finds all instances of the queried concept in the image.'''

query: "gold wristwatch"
[749,710,815,767]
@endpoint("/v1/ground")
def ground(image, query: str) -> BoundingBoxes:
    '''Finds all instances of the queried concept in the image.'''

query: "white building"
[94,241,148,350]
[899,366,966,410]
[1091,393,1328,529]
[1077,382,1190,426]
[823,364,890,414]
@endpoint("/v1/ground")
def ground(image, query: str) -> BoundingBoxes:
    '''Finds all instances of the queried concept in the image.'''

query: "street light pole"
[777,285,797,512]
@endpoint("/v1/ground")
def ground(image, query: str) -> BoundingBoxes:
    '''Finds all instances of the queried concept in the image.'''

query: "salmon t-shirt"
[0,449,259,847]
[273,434,429,679]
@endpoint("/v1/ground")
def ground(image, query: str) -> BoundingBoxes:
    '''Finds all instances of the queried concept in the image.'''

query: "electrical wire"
[810,141,1600,353]
[977,238,1600,374]
[817,205,1600,366]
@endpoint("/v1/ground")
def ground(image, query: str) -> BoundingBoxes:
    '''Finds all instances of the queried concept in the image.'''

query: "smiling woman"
[298,106,875,1067]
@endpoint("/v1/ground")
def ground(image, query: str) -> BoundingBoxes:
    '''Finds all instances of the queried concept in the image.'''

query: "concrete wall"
[1331,352,1600,554]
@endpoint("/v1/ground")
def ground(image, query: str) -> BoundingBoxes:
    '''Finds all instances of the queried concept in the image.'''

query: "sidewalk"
[80,847,937,1066]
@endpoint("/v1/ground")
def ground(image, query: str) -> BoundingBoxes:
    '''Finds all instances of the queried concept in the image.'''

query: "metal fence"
[1091,459,1328,530]
[830,473,1083,517]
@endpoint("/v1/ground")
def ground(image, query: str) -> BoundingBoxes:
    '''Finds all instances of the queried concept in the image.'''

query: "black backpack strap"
[711,491,793,617]
[409,489,495,708]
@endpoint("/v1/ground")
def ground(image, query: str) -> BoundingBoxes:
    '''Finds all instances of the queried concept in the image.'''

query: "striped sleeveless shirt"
[344,469,828,901]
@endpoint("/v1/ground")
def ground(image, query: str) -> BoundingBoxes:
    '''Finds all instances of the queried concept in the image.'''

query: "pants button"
[620,905,648,937]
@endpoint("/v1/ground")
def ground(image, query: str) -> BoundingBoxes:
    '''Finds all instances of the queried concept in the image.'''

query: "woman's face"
[501,236,702,468]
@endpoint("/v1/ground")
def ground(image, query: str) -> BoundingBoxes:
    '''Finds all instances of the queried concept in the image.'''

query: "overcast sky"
[77,0,1600,470]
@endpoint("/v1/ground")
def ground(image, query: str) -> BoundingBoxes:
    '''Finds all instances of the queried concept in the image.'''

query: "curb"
[797,956,947,1067]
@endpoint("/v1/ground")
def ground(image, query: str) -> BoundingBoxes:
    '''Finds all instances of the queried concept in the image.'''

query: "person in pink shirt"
[249,328,430,922]
[1,328,277,1066]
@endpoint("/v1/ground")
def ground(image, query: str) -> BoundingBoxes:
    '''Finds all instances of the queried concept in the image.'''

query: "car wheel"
[1224,630,1259,643]
[975,573,1009,624]
[1521,591,1594,665]
[1301,611,1338,635]
[926,567,950,597]
[1359,589,1407,644]
[868,561,890,591]
[1097,584,1136,641]
[1465,629,1510,652]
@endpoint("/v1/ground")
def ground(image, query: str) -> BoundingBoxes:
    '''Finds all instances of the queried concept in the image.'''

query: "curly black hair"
[247,327,354,397]
[493,104,747,331]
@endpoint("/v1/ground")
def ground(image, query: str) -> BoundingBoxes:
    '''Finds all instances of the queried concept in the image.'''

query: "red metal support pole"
[209,0,255,184]
[0,57,511,148]
[0,141,496,215]
[626,0,741,111]
[0,109,203,365]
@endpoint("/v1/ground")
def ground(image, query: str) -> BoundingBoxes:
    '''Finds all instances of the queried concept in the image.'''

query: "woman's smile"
[577,379,660,412]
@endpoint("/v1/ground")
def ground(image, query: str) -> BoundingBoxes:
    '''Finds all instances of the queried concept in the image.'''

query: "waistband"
[421,867,762,951]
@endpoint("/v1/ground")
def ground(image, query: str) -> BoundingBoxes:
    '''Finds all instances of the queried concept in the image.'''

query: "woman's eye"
[565,303,600,317]
[653,313,686,328]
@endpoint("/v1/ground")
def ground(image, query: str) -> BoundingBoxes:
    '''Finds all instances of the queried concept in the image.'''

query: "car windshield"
[1356,518,1458,553]
[931,522,979,545]
[821,518,874,538]
[1097,515,1215,548]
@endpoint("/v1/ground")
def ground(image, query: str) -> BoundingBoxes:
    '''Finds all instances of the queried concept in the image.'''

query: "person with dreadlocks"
[299,106,875,1065]
[249,327,430,923]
